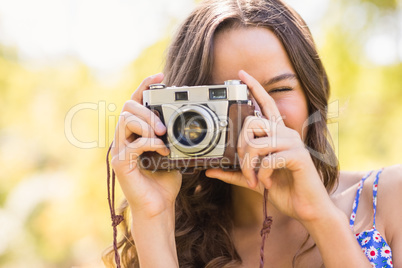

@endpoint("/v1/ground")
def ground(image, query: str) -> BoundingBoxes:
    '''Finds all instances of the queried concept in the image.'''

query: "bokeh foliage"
[321,0,402,170]
[0,0,400,267]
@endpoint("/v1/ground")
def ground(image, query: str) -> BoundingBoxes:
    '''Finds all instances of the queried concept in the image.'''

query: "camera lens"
[173,112,207,146]
[167,104,220,156]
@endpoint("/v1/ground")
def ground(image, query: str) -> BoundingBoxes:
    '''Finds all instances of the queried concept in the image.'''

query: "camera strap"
[106,141,272,268]
[260,188,273,268]
[106,143,123,268]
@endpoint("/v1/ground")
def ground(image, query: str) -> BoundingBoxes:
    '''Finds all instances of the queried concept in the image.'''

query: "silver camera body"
[141,80,254,171]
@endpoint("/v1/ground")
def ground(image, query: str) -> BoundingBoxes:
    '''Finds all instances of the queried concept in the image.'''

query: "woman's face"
[210,27,309,138]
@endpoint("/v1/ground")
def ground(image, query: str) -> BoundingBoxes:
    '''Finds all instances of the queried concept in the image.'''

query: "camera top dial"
[149,83,166,90]
[224,80,242,85]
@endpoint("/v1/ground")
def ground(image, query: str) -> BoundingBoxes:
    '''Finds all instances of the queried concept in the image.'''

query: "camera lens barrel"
[167,105,220,156]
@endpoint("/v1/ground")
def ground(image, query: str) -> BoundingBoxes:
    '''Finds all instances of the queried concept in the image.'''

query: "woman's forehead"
[211,27,295,84]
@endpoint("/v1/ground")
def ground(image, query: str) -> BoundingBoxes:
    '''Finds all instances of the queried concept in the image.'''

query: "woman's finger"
[115,112,131,152]
[239,138,275,188]
[238,116,271,158]
[238,118,300,158]
[239,151,259,188]
[239,70,284,126]
[205,169,250,188]
[131,73,164,104]
[123,113,155,139]
[112,137,170,171]
[114,112,158,154]
[257,146,311,189]
[256,154,279,189]
[240,135,302,186]
[237,117,278,187]
[237,116,284,160]
[122,100,166,136]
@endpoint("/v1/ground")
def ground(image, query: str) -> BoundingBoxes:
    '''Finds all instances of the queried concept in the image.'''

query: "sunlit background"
[0,0,401,267]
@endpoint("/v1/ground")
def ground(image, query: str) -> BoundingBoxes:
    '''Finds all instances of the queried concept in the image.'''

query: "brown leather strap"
[260,188,273,268]
[106,143,123,268]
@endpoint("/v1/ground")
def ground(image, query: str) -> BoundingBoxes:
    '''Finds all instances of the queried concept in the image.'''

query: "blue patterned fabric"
[349,169,393,267]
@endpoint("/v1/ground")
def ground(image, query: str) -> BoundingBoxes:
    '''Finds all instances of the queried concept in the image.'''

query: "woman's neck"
[230,186,314,267]
[231,185,292,228]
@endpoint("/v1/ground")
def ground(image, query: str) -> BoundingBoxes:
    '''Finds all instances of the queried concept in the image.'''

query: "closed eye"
[269,87,293,94]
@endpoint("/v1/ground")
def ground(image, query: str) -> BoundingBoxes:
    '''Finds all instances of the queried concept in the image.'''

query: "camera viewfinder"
[175,91,188,101]
[209,88,227,100]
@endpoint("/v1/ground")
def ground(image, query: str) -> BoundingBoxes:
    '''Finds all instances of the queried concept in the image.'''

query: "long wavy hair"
[104,0,339,267]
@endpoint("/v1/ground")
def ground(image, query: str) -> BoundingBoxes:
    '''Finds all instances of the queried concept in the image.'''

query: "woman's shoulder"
[371,164,402,222]
[335,164,402,195]
[376,164,402,191]
[337,165,402,250]
[332,165,402,231]
[375,164,402,262]
[374,164,402,225]
[370,164,402,222]
[334,170,367,194]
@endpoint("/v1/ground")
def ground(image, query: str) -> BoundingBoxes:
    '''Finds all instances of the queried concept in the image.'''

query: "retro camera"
[139,80,255,172]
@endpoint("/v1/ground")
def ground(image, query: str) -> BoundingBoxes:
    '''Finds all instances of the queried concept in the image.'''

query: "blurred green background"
[0,0,401,267]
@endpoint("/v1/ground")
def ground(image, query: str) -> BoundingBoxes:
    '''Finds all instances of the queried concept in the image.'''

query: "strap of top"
[349,171,373,230]
[372,169,384,228]
[349,169,384,230]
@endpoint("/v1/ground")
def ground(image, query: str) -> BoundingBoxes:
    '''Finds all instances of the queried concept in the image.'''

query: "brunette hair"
[104,0,339,267]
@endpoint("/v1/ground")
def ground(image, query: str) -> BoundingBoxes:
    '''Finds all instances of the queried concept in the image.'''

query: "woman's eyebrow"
[261,73,297,87]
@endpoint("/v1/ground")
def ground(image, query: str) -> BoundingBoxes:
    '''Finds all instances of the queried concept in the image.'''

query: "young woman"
[105,0,401,267]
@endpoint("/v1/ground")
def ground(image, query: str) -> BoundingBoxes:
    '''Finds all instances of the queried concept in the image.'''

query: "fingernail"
[240,70,249,77]
[156,122,166,133]
[164,147,170,155]
[152,73,163,79]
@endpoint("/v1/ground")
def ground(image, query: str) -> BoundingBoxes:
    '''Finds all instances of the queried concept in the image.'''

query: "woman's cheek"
[275,97,309,139]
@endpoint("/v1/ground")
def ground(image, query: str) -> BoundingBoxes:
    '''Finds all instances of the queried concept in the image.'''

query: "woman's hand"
[111,73,182,219]
[206,70,334,223]
[208,70,372,268]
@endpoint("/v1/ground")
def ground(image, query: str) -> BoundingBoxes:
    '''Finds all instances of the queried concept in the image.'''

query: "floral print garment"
[350,169,393,267]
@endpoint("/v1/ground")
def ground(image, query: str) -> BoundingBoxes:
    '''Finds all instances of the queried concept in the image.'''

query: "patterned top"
[349,169,393,267]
